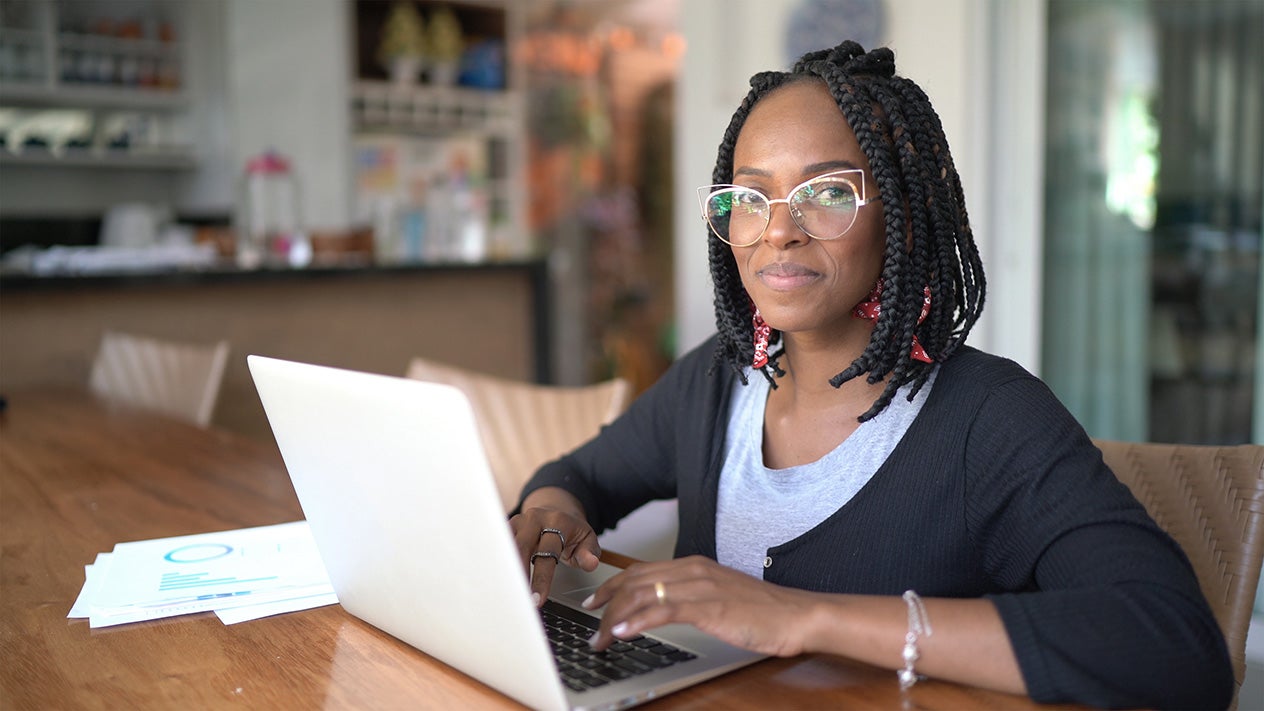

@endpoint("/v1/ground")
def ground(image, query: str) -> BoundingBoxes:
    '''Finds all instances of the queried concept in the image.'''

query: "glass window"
[1042,0,1263,444]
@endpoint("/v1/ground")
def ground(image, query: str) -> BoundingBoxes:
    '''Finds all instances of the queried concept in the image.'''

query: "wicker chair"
[404,357,631,513]
[89,331,230,427]
[1095,439,1264,709]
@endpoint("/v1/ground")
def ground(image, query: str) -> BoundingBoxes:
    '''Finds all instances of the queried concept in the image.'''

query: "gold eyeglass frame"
[697,168,879,247]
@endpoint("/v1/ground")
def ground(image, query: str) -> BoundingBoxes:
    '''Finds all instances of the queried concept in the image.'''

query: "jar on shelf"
[236,149,310,268]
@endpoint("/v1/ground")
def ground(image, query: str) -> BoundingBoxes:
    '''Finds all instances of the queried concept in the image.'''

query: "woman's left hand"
[584,555,819,657]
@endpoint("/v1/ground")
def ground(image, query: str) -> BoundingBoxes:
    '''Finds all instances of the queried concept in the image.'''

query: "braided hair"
[707,40,986,422]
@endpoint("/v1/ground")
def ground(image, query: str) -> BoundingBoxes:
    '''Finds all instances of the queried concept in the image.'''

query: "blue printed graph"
[159,570,279,592]
[163,543,234,563]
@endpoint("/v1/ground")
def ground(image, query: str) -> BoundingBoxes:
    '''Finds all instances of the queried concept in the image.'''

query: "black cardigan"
[519,336,1233,709]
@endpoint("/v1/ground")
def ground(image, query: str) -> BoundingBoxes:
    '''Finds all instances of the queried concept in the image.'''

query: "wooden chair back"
[1095,438,1264,708]
[89,331,230,427]
[405,357,631,512]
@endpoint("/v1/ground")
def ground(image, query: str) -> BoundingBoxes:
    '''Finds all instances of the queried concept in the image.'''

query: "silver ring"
[539,527,566,549]
[530,551,560,566]
[654,581,666,604]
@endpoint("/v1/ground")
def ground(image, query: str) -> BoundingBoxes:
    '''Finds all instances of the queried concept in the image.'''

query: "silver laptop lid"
[248,355,570,711]
[248,355,766,711]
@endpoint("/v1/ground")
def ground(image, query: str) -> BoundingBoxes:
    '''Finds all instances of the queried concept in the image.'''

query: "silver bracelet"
[899,590,933,691]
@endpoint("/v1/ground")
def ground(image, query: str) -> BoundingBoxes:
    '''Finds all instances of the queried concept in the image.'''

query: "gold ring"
[654,581,666,604]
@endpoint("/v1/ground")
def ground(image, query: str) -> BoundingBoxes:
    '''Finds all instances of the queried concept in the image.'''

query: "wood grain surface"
[0,389,1084,710]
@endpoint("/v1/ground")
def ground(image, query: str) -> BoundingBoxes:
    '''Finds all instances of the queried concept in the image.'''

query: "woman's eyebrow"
[803,160,862,174]
[733,160,863,180]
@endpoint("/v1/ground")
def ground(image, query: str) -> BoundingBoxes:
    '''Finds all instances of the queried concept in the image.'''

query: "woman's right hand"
[509,486,603,606]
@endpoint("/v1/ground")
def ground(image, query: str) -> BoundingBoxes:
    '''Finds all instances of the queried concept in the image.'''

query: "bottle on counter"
[236,149,310,268]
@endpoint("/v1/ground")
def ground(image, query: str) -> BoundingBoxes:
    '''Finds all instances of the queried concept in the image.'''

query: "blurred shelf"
[350,1,529,261]
[0,26,44,42]
[351,81,521,135]
[56,31,179,57]
[0,146,195,169]
[1,2,185,109]
[0,81,188,109]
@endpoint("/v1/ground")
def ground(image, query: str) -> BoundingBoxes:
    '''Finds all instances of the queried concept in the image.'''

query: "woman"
[510,41,1232,709]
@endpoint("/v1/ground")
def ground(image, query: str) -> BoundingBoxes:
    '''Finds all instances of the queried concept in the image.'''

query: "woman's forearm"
[801,593,1027,696]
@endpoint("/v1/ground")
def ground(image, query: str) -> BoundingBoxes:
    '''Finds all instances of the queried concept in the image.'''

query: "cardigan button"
[763,556,772,568]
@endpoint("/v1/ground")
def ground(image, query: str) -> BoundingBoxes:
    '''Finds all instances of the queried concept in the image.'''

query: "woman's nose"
[762,200,809,248]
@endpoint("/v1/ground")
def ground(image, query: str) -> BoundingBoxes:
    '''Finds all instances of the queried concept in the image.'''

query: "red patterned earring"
[852,278,885,321]
[910,287,933,363]
[752,307,771,368]
[852,278,934,363]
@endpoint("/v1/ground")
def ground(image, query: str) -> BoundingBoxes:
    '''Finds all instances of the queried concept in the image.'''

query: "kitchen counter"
[0,258,551,440]
[0,255,542,290]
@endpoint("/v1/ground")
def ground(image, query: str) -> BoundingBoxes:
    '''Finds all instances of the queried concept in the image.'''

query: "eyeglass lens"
[703,173,862,246]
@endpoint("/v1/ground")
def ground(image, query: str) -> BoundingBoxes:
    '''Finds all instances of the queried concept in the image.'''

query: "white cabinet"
[349,0,529,262]
[0,0,194,170]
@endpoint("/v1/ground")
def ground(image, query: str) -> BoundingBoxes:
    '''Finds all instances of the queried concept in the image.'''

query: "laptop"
[247,355,767,711]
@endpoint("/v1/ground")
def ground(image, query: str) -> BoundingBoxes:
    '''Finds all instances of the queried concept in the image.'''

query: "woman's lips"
[756,262,821,291]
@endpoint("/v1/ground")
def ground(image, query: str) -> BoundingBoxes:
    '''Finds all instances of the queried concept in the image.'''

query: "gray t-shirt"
[716,367,936,578]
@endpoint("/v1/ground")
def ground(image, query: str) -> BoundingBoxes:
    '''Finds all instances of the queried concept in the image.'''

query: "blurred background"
[1,0,1261,696]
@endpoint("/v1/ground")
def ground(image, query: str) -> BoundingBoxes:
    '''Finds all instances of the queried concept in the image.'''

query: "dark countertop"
[0,257,548,292]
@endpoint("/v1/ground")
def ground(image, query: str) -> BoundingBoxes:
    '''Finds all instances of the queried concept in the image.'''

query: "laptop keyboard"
[541,600,698,693]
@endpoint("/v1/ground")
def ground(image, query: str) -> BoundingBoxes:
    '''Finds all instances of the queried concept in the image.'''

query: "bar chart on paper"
[70,521,337,627]
[157,542,280,594]
[159,571,280,594]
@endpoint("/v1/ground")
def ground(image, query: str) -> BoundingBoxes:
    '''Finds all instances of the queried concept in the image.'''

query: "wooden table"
[0,389,1082,710]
